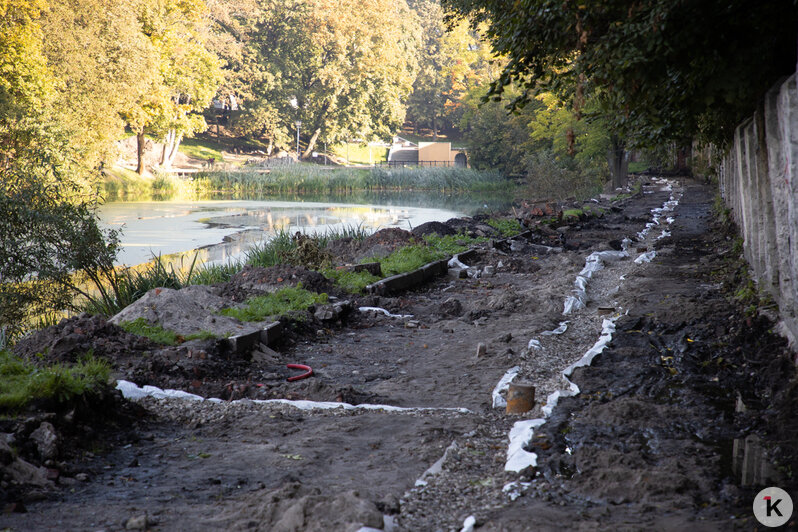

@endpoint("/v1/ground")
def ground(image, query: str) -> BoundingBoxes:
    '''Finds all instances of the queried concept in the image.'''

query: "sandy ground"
[3,178,797,531]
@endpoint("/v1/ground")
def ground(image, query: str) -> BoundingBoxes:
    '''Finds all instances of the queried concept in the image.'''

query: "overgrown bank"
[101,165,513,201]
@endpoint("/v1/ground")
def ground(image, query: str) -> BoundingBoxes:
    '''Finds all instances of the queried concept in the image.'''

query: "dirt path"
[4,178,796,531]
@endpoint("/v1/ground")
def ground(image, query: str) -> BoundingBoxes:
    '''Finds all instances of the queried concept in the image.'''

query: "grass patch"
[189,261,242,286]
[487,218,522,237]
[120,318,180,345]
[562,208,584,219]
[323,268,381,294]
[184,330,218,341]
[373,245,447,277]
[424,233,487,255]
[179,137,227,163]
[0,351,111,411]
[119,318,217,345]
[220,285,328,322]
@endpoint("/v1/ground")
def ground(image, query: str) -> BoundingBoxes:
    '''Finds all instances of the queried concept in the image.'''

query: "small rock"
[75,473,89,482]
[30,422,59,461]
[59,476,78,487]
[495,332,512,343]
[475,343,487,358]
[438,298,463,317]
[405,320,420,329]
[314,307,336,321]
[483,265,496,276]
[0,438,14,466]
[125,514,149,530]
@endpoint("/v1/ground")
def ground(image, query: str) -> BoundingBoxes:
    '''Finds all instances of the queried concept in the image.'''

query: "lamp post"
[295,120,302,161]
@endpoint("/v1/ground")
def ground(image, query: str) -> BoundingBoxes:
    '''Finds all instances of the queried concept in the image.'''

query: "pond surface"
[97,192,503,267]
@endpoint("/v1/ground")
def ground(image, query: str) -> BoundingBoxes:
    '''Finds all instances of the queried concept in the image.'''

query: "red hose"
[286,363,313,382]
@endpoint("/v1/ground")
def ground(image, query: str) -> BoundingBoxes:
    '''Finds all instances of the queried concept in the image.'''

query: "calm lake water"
[97,192,506,267]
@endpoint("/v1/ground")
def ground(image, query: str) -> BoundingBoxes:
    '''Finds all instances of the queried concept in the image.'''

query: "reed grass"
[194,166,508,195]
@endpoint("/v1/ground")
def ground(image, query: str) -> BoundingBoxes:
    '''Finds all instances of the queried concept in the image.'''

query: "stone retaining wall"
[719,74,798,347]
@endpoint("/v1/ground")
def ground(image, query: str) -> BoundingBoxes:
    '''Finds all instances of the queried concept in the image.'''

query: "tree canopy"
[232,0,420,157]
[442,0,798,146]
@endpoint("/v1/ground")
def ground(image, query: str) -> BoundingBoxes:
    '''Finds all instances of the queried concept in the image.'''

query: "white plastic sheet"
[505,419,546,472]
[634,251,657,264]
[415,441,459,487]
[460,516,476,532]
[492,366,521,408]
[564,250,628,315]
[116,380,471,414]
[358,307,413,319]
[500,180,681,479]
[540,321,568,336]
[447,256,469,270]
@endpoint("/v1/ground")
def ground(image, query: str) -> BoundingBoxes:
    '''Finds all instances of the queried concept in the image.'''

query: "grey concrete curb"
[366,258,450,296]
[219,321,282,357]
[363,231,537,296]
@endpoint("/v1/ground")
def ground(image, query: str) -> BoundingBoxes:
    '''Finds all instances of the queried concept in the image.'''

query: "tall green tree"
[406,0,498,138]
[40,0,158,173]
[239,0,420,157]
[125,0,223,173]
[0,0,119,341]
[442,0,798,146]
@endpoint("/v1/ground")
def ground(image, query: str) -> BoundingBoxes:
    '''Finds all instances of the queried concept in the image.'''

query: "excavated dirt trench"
[3,178,797,531]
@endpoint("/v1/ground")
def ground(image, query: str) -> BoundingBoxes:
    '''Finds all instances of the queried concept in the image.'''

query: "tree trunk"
[136,128,146,175]
[267,138,274,156]
[432,115,438,141]
[160,130,175,167]
[676,141,692,174]
[607,135,628,189]
[302,127,322,159]
[162,130,183,169]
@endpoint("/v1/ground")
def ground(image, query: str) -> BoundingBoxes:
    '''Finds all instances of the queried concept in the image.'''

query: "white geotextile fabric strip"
[115,380,470,414]
[504,317,618,473]
[500,180,682,476]
[358,306,413,319]
[563,250,629,315]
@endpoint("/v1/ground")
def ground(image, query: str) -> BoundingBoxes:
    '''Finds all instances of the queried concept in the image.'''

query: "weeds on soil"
[322,269,380,294]
[220,284,328,322]
[486,218,522,237]
[0,351,110,411]
[120,318,216,345]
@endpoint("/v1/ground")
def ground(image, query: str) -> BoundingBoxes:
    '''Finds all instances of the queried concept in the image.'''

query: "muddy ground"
[3,177,797,531]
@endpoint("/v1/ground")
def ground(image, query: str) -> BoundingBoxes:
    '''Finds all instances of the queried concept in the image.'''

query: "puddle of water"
[97,196,485,267]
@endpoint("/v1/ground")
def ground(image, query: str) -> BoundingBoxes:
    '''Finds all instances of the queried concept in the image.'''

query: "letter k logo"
[765,496,783,517]
[754,487,792,526]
